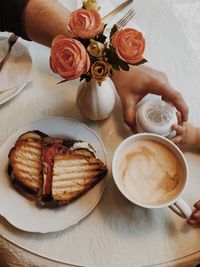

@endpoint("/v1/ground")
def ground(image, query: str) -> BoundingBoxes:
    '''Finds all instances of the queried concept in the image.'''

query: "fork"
[0,34,18,72]
[104,8,135,35]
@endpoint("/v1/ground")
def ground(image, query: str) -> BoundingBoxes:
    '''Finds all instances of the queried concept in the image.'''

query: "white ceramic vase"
[76,78,116,121]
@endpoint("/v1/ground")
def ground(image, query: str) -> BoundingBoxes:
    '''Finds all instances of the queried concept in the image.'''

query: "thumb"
[121,96,138,132]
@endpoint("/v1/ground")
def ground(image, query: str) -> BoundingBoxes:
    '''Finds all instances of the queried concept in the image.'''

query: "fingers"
[163,89,189,122]
[188,218,200,225]
[187,210,200,225]
[121,95,138,131]
[176,111,182,124]
[170,122,183,144]
[194,200,200,209]
[187,201,200,225]
[149,80,189,122]
[170,135,182,145]
[171,124,185,135]
[170,112,185,142]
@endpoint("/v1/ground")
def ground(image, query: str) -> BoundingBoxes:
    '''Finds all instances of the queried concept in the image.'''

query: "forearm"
[24,0,73,47]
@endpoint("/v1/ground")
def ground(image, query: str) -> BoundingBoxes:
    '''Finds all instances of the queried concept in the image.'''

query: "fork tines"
[104,8,135,35]
[117,8,135,28]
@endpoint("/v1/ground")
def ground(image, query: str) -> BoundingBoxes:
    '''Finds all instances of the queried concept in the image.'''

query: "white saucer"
[0,37,32,105]
[0,117,107,233]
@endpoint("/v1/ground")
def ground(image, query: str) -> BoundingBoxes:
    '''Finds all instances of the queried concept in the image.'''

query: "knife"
[102,0,133,23]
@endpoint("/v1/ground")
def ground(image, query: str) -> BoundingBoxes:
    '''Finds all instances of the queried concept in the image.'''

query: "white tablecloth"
[1,0,200,266]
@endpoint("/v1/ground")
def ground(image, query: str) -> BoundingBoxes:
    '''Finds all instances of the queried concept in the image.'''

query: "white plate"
[0,37,32,105]
[0,82,28,106]
[0,117,107,233]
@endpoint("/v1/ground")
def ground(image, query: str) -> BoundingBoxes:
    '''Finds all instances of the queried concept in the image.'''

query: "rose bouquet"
[50,0,146,85]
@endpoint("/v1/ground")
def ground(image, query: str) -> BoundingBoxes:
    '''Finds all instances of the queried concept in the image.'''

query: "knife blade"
[102,0,133,23]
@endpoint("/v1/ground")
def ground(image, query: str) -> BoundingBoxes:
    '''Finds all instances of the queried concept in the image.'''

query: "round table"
[1,0,200,266]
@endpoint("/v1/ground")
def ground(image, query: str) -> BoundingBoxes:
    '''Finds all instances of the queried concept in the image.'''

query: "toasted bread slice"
[18,130,46,141]
[73,148,95,158]
[8,134,43,196]
[52,152,107,205]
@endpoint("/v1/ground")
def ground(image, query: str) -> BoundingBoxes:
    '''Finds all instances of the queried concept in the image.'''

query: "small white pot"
[76,78,116,121]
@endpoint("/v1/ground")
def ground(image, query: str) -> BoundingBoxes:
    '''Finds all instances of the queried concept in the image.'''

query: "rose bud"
[87,40,105,58]
[83,0,100,11]
[91,61,112,84]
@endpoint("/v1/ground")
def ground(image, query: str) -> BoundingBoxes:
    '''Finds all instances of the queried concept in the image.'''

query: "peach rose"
[68,9,104,39]
[50,35,90,80]
[112,28,145,64]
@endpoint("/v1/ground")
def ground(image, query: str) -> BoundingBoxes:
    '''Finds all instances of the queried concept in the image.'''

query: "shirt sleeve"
[0,0,30,40]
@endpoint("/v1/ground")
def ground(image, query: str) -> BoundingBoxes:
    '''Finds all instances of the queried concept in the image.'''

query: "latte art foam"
[119,140,184,206]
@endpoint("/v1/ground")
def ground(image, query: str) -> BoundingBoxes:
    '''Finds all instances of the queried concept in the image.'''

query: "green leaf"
[95,33,107,44]
[103,24,107,31]
[80,73,92,82]
[104,46,119,66]
[57,79,68,84]
[112,64,120,71]
[118,59,130,71]
[77,38,90,49]
[109,25,118,40]
[133,58,148,66]
[86,75,92,82]
[80,73,89,82]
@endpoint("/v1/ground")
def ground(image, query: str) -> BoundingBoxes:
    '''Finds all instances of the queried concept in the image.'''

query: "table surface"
[1,0,200,267]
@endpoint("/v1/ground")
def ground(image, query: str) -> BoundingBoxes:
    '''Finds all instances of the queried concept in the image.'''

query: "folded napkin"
[0,36,32,90]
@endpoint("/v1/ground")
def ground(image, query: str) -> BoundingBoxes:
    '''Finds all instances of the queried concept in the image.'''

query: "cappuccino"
[118,140,184,206]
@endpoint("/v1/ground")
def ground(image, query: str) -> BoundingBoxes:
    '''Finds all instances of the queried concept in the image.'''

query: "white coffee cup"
[112,133,192,218]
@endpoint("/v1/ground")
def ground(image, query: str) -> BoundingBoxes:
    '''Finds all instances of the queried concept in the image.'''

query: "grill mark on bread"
[53,165,104,174]
[53,173,101,183]
[13,167,41,178]
[53,184,95,193]
[12,158,41,168]
[16,146,41,156]
[12,146,41,156]
[16,140,41,148]
[54,182,96,190]
[53,185,95,200]
[54,161,99,167]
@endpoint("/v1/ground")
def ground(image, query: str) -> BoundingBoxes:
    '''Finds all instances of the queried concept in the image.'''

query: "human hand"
[188,201,200,225]
[111,65,188,131]
[170,112,197,149]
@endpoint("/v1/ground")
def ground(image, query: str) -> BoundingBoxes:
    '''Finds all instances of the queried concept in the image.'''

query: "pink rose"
[50,35,90,80]
[112,28,145,64]
[68,9,104,39]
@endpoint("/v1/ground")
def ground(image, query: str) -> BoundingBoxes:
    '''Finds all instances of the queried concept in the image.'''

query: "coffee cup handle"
[169,198,192,219]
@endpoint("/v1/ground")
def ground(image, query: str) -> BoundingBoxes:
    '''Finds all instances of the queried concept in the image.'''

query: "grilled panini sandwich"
[8,130,107,206]
[51,151,107,205]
